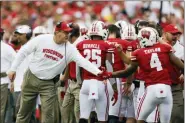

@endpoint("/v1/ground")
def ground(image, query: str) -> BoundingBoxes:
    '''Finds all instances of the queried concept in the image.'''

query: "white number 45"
[150,53,163,71]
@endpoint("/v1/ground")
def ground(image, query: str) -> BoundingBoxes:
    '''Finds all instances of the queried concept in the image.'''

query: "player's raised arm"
[114,43,131,65]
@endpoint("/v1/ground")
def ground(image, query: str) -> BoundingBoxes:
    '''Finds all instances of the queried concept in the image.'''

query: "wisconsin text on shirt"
[43,49,63,61]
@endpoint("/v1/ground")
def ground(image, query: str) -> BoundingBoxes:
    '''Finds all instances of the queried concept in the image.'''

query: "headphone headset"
[56,21,67,67]
[26,28,33,40]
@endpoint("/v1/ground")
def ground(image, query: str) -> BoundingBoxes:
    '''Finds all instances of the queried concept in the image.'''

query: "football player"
[98,27,184,123]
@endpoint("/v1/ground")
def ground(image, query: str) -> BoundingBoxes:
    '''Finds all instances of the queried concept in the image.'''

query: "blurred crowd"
[1,1,184,44]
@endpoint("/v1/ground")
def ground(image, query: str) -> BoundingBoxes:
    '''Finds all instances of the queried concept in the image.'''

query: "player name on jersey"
[83,44,100,49]
[144,47,161,54]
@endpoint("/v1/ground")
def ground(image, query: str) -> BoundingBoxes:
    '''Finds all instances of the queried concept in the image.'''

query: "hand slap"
[97,67,112,80]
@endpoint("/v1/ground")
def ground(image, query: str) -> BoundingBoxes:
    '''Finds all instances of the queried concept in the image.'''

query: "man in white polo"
[8,22,102,123]
[13,25,37,123]
[1,28,16,123]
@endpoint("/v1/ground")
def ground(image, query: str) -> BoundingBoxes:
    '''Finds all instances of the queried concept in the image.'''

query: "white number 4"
[150,53,163,71]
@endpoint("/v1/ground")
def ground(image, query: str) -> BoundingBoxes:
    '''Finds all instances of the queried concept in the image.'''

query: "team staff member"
[162,24,184,123]
[8,22,102,123]
[32,25,48,123]
[60,23,81,123]
[1,28,16,123]
[12,25,37,123]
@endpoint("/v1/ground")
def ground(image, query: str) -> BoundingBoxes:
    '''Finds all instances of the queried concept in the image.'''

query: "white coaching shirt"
[1,41,16,85]
[10,34,101,80]
[173,40,184,61]
[14,53,32,92]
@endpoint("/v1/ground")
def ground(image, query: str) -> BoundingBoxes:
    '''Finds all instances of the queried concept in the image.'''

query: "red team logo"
[141,30,151,39]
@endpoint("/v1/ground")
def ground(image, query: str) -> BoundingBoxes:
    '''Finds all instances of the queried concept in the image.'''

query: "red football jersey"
[127,39,140,52]
[108,38,130,82]
[77,40,114,80]
[131,43,173,86]
[127,40,146,81]
[108,38,130,71]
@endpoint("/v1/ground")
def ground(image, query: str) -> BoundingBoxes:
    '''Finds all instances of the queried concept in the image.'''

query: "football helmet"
[89,21,109,40]
[33,26,47,37]
[137,27,159,47]
[121,24,137,40]
[115,20,128,29]
[80,27,90,40]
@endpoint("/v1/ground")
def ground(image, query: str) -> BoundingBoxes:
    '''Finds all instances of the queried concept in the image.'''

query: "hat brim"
[14,31,24,34]
[170,30,182,34]
[63,28,73,32]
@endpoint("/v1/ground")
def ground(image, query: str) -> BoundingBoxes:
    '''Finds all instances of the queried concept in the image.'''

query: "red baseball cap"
[163,24,182,34]
[55,22,72,32]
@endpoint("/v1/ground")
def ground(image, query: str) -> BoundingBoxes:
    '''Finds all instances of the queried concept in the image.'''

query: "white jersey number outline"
[150,53,163,71]
[84,49,101,67]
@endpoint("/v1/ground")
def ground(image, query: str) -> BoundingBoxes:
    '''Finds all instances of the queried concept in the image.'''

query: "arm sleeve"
[106,43,114,53]
[130,50,138,61]
[70,46,101,76]
[6,46,16,73]
[8,46,16,64]
[10,37,39,71]
[164,43,174,53]
[127,41,137,51]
